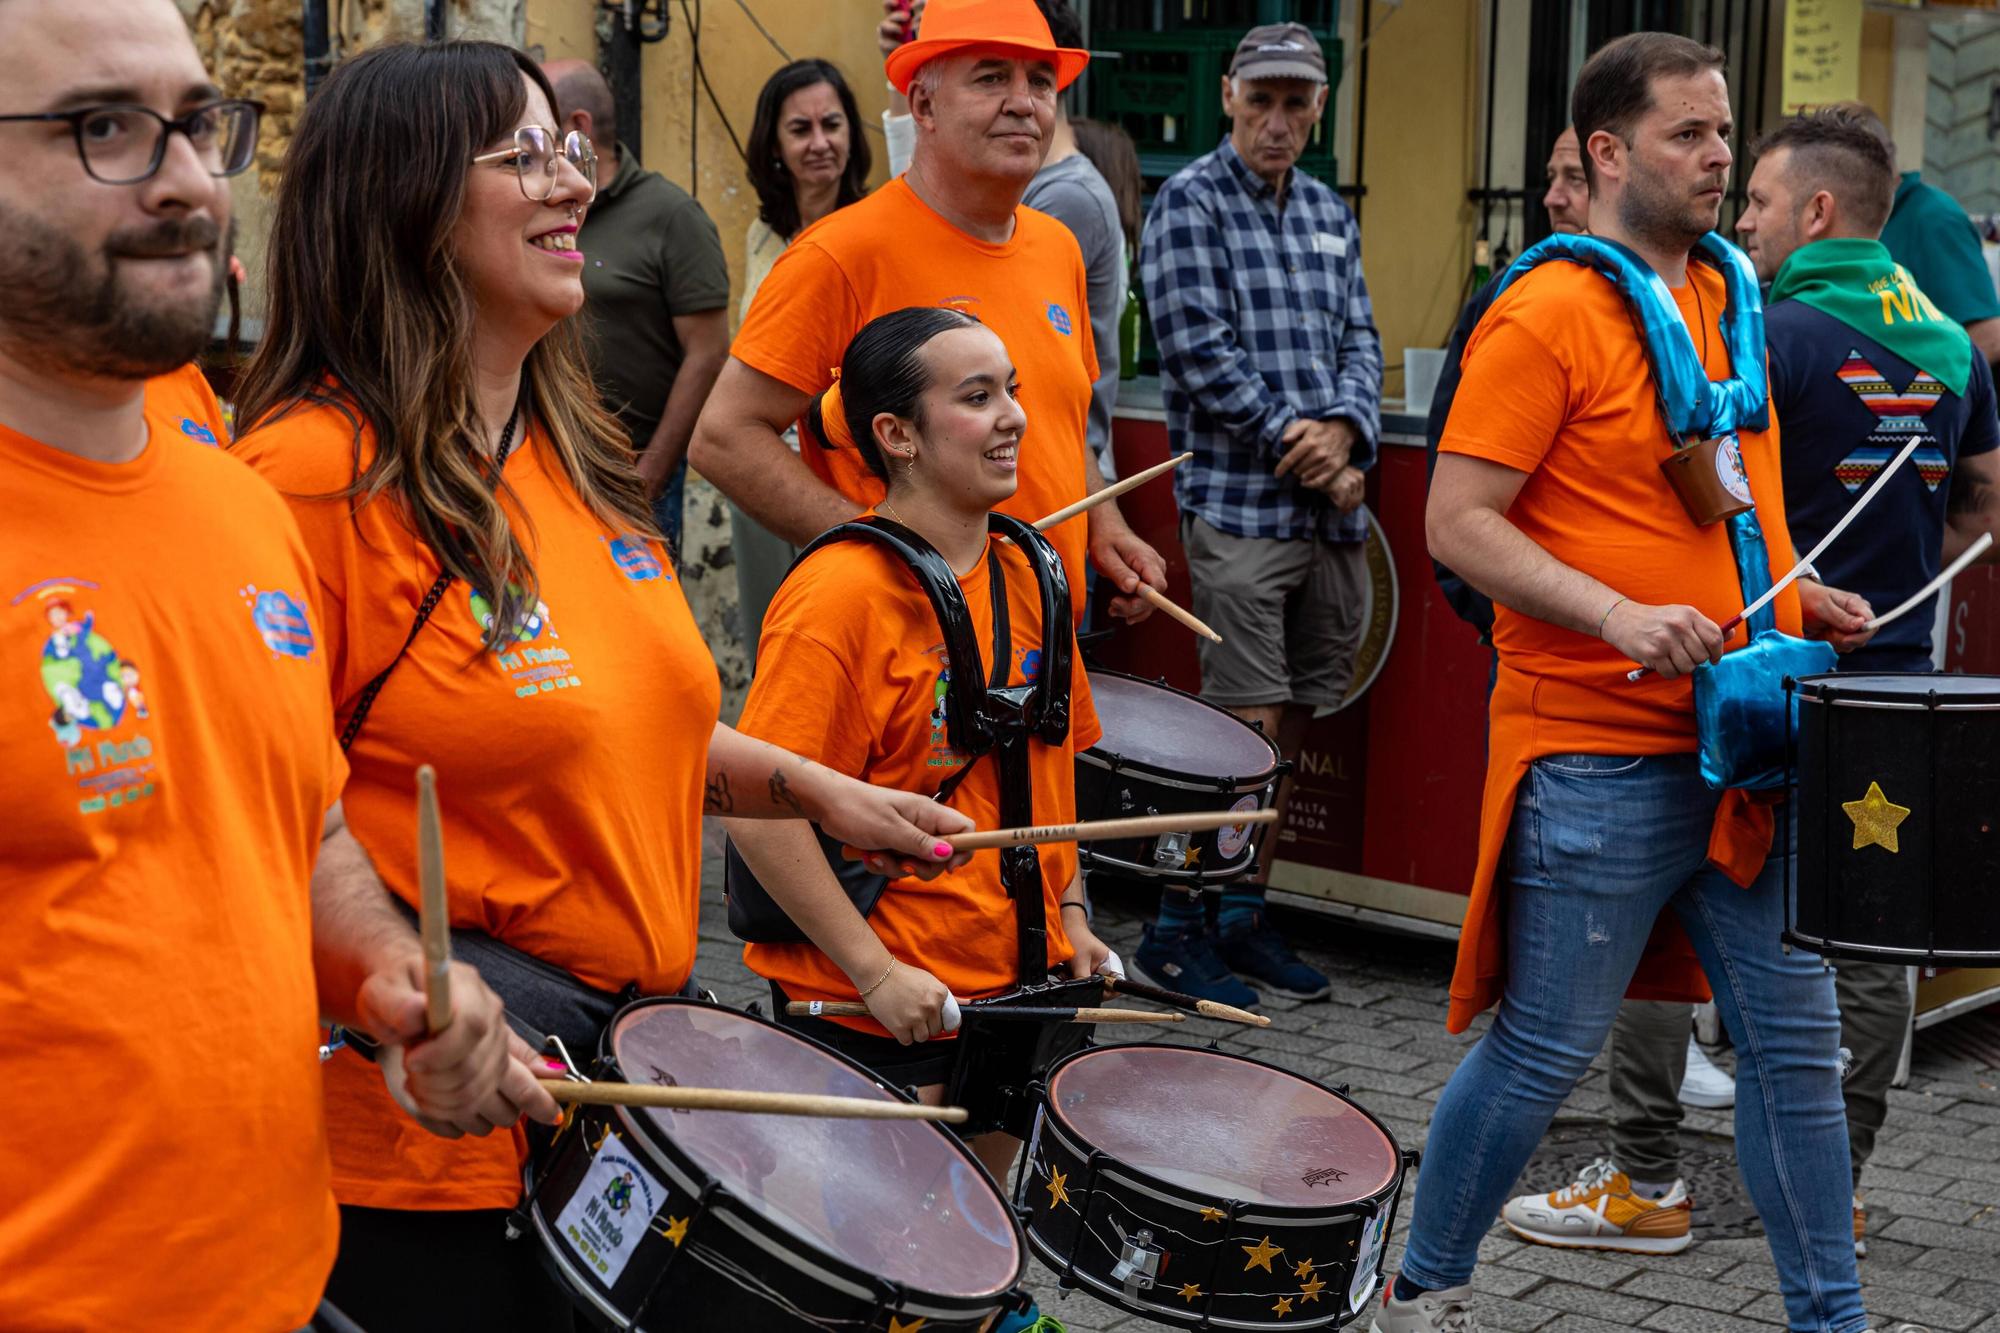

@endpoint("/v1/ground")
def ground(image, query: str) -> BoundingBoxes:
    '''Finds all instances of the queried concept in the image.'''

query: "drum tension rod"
[541,1033,590,1083]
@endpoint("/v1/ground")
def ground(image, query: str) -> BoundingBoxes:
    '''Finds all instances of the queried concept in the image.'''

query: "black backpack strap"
[987,513,1072,746]
[339,569,453,753]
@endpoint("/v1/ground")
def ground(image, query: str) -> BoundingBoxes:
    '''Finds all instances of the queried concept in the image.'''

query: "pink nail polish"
[933,841,952,858]
[544,1058,567,1073]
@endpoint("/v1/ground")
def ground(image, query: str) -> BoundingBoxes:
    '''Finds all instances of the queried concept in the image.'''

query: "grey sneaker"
[1369,1282,1478,1332]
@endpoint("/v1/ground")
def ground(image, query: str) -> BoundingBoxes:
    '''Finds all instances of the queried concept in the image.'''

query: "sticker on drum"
[552,1130,665,1287]
[1215,794,1260,860]
[1347,1212,1388,1313]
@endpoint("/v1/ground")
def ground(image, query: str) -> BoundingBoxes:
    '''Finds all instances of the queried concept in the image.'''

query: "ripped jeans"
[1398,752,1863,1333]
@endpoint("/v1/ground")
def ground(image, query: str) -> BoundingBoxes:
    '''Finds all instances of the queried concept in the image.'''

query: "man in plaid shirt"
[1135,21,1381,1007]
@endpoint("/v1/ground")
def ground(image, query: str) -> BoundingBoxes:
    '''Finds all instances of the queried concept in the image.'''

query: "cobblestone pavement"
[695,825,2000,1331]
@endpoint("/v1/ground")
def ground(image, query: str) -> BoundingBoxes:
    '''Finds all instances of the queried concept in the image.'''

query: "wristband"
[1596,596,1628,639]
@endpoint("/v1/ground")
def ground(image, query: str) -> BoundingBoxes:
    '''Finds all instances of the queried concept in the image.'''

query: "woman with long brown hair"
[231,40,969,1330]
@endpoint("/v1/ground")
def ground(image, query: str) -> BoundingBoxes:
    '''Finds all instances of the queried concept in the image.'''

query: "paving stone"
[1619,1270,1758,1313]
[1542,1315,1649,1333]
[1885,1216,2000,1256]
[1639,1304,1784,1332]
[1472,1264,1547,1298]
[1497,1245,1644,1291]
[1866,1187,1985,1225]
[1860,1285,1991,1331]
[1526,1278,1664,1326]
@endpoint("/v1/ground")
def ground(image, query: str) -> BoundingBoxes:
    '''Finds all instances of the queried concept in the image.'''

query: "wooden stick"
[1138,583,1222,642]
[1104,975,1270,1027]
[947,807,1277,852]
[1863,531,1992,631]
[538,1079,968,1123]
[1032,452,1190,532]
[787,1001,1179,1025]
[415,764,451,1036]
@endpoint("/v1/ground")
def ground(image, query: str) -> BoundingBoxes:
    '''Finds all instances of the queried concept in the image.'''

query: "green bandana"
[1767,237,1972,396]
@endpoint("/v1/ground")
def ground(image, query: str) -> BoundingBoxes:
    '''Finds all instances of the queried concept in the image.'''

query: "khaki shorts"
[1182,514,1367,710]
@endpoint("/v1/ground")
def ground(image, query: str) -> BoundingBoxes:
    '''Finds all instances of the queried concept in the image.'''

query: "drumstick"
[1032,452,1190,532]
[1861,532,1992,631]
[947,808,1277,851]
[1103,975,1270,1027]
[1628,436,1923,682]
[536,1079,967,1123]
[786,1001,1179,1025]
[415,764,451,1036]
[1138,584,1223,643]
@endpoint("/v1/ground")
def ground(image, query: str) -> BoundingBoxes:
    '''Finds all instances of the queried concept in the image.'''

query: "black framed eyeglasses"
[0,99,262,186]
[472,127,597,204]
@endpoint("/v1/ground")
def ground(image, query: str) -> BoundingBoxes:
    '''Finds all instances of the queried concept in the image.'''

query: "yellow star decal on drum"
[1242,1235,1283,1272]
[1292,1258,1314,1279]
[1272,1295,1295,1316]
[887,1318,926,1333]
[1299,1275,1326,1303]
[1182,844,1202,868]
[1843,781,1911,853]
[1045,1167,1071,1210]
[1198,1206,1226,1223]
[1178,1283,1204,1303]
[656,1215,689,1248]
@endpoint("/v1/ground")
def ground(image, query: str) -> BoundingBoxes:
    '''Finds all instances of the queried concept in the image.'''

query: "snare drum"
[1076,671,1283,883]
[1017,1044,1413,1329]
[523,998,1025,1331]
[1790,672,2000,965]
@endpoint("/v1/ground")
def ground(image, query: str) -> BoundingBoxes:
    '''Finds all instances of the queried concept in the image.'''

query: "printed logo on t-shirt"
[241,586,318,660]
[471,585,582,698]
[923,641,964,770]
[179,417,219,446]
[1833,350,1950,493]
[1015,646,1042,682]
[12,578,159,814]
[604,534,670,582]
[1045,302,1073,336]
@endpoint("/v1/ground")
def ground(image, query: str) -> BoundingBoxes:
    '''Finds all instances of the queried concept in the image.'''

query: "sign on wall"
[1783,0,1863,112]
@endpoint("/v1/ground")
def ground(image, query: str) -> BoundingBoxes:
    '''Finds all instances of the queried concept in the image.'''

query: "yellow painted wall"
[525,0,596,65]
[1858,10,1895,123]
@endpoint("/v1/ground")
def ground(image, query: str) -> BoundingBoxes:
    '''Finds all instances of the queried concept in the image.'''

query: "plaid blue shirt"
[1140,140,1382,540]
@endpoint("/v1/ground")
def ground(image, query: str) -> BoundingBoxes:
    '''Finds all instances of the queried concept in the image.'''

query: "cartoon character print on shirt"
[921,640,963,771]
[1831,349,1950,494]
[16,579,157,814]
[469,584,581,699]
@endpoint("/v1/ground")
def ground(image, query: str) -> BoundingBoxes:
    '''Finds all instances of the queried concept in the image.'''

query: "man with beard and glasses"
[1376,34,1876,1333]
[0,2,554,1330]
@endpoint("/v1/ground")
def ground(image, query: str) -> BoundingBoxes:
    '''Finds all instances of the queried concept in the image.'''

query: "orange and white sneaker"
[1854,1194,1867,1258]
[1500,1158,1693,1254]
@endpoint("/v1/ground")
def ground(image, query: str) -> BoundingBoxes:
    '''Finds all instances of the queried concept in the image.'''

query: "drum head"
[608,1002,1020,1298]
[1796,672,2000,705]
[1087,672,1278,780]
[1047,1046,1398,1206]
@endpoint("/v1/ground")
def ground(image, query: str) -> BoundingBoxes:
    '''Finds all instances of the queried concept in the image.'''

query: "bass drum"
[1017,1044,1413,1329]
[1075,671,1283,883]
[523,997,1025,1331]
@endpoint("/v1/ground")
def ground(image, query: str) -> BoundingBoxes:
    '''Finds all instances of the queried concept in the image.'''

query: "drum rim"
[573,995,1028,1306]
[1793,671,2000,707]
[1031,1040,1407,1219]
[1083,668,1284,787]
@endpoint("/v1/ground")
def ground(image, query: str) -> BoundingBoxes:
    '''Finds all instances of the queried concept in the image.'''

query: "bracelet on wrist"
[1060,900,1089,914]
[857,958,897,998]
[1596,595,1628,638]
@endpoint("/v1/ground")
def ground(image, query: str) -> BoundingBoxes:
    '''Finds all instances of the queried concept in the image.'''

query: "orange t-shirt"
[0,367,342,1332]
[236,400,722,1210]
[1438,259,1803,1030]
[737,532,1101,1035]
[730,179,1098,618]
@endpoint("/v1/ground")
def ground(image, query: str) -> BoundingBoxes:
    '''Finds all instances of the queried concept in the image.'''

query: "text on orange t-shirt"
[235,399,722,1210]
[737,532,1101,1036]
[730,178,1098,618]
[0,367,342,1332]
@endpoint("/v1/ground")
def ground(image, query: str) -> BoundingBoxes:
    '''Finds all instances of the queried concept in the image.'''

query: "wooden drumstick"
[1137,583,1223,642]
[1031,452,1190,532]
[786,1001,1179,1025]
[536,1079,968,1123]
[416,764,451,1036]
[947,808,1277,852]
[1102,975,1270,1027]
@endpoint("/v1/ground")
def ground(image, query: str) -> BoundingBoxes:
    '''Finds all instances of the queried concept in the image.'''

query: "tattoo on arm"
[704,772,733,813]
[769,768,806,817]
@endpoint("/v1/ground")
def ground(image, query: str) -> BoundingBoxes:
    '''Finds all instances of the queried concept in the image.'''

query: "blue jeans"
[1399,752,1862,1333]
[651,459,686,553]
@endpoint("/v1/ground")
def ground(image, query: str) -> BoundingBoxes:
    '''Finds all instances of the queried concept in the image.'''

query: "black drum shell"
[1075,672,1282,884]
[524,998,1020,1332]
[1015,1044,1409,1330]
[1792,673,2000,965]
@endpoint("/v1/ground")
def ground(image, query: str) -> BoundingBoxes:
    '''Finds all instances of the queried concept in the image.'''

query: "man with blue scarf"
[1377,34,1883,1333]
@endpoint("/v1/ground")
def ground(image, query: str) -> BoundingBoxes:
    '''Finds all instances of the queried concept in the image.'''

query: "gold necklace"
[878,497,905,524]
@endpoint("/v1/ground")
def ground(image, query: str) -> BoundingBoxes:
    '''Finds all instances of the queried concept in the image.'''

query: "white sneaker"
[1679,1035,1735,1109]
[1370,1281,1478,1332]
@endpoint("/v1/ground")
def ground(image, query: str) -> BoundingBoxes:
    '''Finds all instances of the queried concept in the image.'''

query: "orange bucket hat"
[884,0,1090,95]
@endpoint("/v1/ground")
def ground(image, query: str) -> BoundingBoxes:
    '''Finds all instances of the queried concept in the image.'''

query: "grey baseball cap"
[1229,22,1328,84]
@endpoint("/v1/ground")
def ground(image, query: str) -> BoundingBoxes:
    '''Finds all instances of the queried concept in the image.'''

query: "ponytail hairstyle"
[232,39,654,652]
[810,305,984,482]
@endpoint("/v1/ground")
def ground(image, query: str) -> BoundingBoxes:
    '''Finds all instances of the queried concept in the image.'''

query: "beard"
[0,200,225,380]
[1618,163,1726,254]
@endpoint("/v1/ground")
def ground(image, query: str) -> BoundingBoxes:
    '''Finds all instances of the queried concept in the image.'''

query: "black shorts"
[769,981,959,1088]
